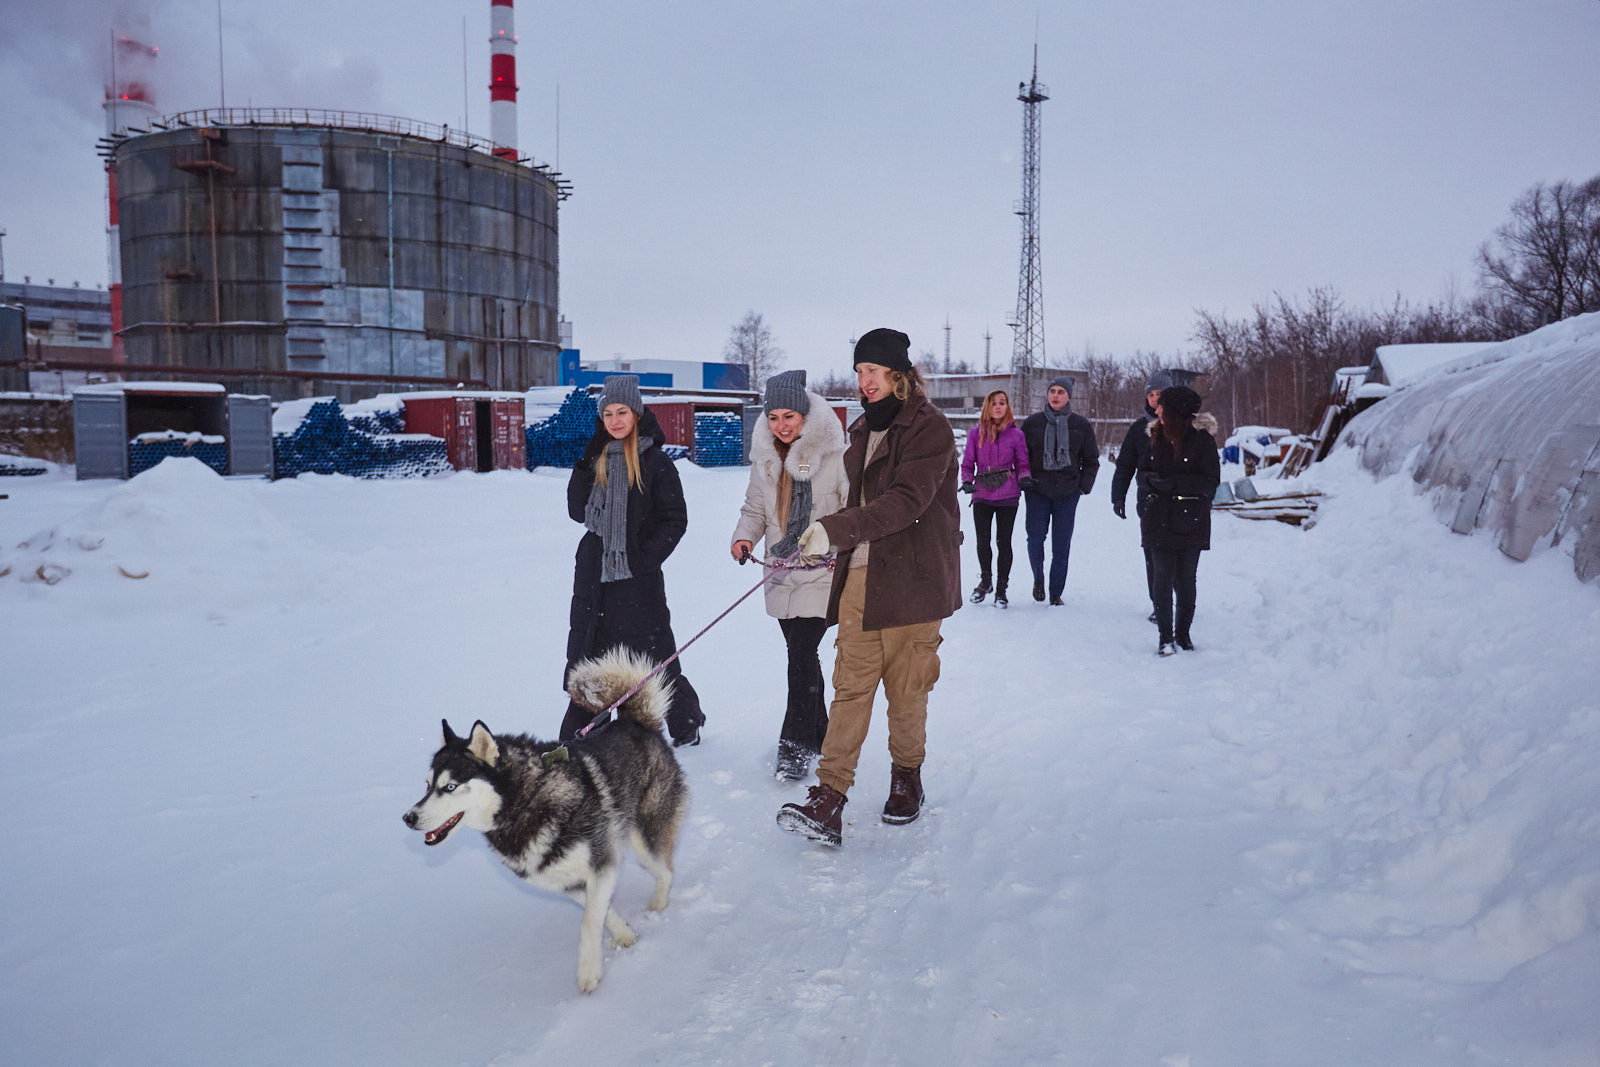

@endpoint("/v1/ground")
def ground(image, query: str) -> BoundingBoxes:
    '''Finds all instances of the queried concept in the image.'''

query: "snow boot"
[777,783,847,845]
[881,764,924,825]
[1158,640,1179,657]
[970,572,992,604]
[1032,578,1046,602]
[1049,595,1064,606]
[1147,611,1158,625]
[993,580,1008,608]
[1176,633,1195,652]
[774,740,817,782]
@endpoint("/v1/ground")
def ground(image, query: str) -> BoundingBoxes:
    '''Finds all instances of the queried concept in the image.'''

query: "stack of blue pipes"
[129,435,229,477]
[525,388,599,469]
[273,399,451,479]
[692,411,743,466]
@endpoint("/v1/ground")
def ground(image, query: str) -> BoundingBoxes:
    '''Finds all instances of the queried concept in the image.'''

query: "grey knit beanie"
[1145,369,1174,393]
[1049,375,1075,397]
[763,369,811,415]
[599,374,643,415]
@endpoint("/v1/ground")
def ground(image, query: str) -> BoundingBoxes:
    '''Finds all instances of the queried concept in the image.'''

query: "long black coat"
[1110,408,1156,516]
[1020,407,1100,499]
[564,410,689,677]
[1138,424,1221,551]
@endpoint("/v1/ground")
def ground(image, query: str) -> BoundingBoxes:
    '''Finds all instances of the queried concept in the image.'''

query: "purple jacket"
[961,423,1031,506]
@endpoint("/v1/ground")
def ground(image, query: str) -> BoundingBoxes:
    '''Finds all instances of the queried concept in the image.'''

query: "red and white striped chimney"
[103,16,159,364]
[489,0,518,159]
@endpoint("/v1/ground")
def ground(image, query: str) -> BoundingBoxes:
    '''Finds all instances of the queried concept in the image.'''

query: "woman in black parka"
[560,375,705,745]
[1139,385,1221,657]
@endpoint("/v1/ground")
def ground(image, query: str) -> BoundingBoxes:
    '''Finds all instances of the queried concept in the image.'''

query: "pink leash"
[570,550,834,740]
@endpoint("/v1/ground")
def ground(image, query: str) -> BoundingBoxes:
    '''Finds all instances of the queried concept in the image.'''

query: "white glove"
[798,520,833,558]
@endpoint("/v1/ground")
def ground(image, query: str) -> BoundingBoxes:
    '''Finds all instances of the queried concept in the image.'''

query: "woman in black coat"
[560,375,705,745]
[1138,385,1221,657]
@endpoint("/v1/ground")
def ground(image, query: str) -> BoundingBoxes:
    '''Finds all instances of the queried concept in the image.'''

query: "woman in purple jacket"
[960,390,1032,608]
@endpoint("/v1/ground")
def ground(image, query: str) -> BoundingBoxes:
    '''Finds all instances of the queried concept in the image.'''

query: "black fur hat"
[1158,385,1202,420]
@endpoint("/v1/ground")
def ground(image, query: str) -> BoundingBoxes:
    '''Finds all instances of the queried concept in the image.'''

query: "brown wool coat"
[818,393,964,631]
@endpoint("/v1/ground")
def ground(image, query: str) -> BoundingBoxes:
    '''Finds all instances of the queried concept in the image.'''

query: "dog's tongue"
[425,812,463,845]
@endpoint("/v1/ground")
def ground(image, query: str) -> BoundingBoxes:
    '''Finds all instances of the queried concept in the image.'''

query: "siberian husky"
[403,648,689,993]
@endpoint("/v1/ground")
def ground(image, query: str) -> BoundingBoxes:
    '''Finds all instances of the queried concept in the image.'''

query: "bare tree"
[1476,176,1600,336]
[722,311,785,390]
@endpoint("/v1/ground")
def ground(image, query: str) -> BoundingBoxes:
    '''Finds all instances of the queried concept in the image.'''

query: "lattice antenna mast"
[1010,46,1049,413]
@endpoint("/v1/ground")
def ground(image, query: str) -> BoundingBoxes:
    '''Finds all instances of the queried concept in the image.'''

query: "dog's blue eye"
[442,783,457,793]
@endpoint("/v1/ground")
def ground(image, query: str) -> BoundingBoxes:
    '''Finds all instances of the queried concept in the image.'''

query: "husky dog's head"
[402,720,504,845]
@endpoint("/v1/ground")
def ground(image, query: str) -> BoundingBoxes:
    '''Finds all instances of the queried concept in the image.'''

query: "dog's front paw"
[611,926,636,949]
[577,963,602,994]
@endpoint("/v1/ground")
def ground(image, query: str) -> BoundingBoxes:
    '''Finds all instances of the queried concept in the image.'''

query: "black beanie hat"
[853,328,913,372]
[1158,385,1202,420]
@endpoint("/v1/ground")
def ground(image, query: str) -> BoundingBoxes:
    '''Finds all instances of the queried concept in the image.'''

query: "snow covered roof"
[1341,311,1600,582]
[74,381,228,395]
[1366,342,1500,389]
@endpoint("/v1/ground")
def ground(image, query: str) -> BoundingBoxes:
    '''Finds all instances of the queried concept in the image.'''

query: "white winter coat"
[732,391,850,619]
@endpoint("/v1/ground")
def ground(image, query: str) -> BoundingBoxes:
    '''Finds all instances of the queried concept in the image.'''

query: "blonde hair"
[860,364,925,403]
[593,421,643,490]
[978,390,1013,446]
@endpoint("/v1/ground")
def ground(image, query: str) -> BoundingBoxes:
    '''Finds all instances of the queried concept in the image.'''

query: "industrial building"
[105,109,566,402]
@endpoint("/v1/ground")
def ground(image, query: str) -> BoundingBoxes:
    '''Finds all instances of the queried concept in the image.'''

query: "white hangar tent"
[1338,312,1600,583]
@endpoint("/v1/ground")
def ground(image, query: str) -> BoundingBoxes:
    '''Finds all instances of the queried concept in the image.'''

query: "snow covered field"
[3,449,1597,1066]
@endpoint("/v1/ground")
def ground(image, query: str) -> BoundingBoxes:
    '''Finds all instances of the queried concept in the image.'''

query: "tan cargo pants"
[815,567,943,796]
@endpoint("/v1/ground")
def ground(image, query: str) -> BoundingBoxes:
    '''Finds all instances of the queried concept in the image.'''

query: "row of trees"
[1187,174,1600,434]
[720,173,1599,434]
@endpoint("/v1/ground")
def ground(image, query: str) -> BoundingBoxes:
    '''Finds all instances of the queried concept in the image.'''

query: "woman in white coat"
[731,370,850,780]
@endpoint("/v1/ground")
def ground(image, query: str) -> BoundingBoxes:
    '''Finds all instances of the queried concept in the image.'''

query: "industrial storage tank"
[109,108,567,401]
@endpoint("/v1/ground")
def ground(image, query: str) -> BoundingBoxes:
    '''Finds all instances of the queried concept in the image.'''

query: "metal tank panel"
[113,113,562,401]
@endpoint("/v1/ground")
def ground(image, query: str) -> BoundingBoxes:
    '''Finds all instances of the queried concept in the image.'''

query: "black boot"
[1032,578,1045,602]
[993,579,1008,608]
[774,740,816,781]
[969,572,992,604]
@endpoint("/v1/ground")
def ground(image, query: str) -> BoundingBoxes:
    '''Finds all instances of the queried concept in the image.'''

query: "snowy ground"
[3,450,1597,1066]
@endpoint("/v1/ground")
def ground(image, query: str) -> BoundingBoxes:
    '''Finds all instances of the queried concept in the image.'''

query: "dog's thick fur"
[403,648,689,993]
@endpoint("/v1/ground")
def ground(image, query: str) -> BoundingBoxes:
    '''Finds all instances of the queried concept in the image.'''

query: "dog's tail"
[565,646,673,731]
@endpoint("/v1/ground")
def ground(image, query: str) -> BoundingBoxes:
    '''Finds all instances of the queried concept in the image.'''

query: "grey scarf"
[1042,405,1073,471]
[584,438,649,583]
[771,470,814,560]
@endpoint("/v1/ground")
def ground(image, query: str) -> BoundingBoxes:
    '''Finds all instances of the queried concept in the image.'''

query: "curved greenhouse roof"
[1338,312,1600,584]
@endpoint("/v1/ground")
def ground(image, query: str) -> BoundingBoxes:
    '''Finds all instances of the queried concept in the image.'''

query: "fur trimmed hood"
[1137,410,1219,442]
[746,390,846,484]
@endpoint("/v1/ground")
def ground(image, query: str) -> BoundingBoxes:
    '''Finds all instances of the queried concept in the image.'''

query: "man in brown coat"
[777,327,963,845]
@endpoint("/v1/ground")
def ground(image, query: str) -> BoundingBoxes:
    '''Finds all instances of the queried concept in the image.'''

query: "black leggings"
[777,616,829,752]
[971,501,1019,583]
[1150,546,1202,643]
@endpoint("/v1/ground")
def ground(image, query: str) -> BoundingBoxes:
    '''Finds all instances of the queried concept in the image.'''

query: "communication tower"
[1010,48,1048,412]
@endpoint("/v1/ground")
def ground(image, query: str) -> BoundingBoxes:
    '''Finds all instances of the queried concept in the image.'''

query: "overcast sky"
[2,0,1597,382]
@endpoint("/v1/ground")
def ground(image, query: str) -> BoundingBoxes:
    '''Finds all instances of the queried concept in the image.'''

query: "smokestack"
[103,14,159,364]
[489,0,517,159]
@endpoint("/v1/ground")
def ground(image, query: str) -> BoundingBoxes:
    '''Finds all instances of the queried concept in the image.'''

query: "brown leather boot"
[776,783,847,846]
[881,764,924,825]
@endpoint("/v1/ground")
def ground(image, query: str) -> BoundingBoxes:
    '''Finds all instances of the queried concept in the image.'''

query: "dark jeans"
[1150,546,1202,643]
[777,616,829,752]
[1024,491,1081,599]
[971,501,1019,585]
